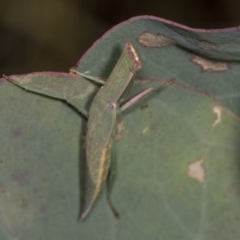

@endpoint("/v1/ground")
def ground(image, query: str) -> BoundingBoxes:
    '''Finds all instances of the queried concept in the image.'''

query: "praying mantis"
[4,42,173,220]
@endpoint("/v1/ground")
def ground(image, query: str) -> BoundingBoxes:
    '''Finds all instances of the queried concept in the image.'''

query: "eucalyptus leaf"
[1,16,240,240]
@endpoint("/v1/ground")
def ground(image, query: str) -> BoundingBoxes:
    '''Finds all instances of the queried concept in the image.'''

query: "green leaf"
[1,16,240,239]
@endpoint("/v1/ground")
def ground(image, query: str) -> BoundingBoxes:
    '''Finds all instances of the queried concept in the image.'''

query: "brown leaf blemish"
[0,182,36,231]
[138,32,176,48]
[12,127,23,138]
[188,158,205,183]
[198,41,216,51]
[114,120,128,141]
[192,55,229,72]
[12,171,28,186]
[140,104,148,110]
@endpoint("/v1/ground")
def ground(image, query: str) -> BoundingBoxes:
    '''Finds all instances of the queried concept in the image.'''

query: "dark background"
[1,0,240,75]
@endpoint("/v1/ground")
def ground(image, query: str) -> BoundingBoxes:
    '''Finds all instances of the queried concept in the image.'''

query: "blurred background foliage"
[1,0,240,75]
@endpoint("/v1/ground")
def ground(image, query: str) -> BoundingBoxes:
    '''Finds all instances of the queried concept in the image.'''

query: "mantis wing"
[4,72,99,118]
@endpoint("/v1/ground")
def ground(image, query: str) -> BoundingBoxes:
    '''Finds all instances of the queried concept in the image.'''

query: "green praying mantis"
[4,42,173,220]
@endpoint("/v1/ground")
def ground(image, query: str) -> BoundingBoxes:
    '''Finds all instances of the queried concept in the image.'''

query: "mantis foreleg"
[70,69,106,85]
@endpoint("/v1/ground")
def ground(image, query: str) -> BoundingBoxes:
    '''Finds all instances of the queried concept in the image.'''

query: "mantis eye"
[108,102,116,110]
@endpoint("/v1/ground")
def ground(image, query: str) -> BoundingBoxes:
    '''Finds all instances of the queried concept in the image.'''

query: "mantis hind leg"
[106,138,120,218]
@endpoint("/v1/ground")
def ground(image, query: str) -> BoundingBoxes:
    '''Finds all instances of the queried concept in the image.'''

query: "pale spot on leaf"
[138,32,176,48]
[192,56,228,72]
[188,158,205,183]
[141,127,149,135]
[212,106,222,127]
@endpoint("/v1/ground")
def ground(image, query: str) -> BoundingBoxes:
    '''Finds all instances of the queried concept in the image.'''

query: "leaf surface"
[1,16,240,240]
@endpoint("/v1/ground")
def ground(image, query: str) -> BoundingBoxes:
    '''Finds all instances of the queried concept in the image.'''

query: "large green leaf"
[1,16,240,239]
